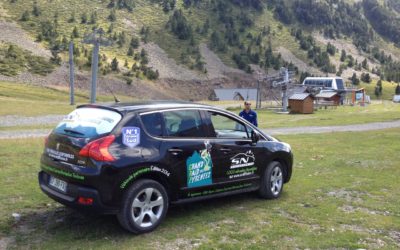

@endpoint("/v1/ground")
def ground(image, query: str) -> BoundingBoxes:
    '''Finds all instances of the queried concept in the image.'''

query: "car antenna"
[104,82,120,103]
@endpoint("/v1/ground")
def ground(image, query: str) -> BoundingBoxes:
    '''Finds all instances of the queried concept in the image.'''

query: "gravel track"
[1,115,399,139]
[0,115,64,127]
[265,120,400,135]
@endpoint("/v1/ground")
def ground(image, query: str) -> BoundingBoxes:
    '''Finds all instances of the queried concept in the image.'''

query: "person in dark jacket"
[239,101,258,127]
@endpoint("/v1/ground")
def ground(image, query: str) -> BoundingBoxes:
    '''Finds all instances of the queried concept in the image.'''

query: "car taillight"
[77,197,93,205]
[44,133,50,146]
[79,135,116,162]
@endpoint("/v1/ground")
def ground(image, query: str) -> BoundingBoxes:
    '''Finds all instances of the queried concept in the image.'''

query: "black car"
[39,101,293,234]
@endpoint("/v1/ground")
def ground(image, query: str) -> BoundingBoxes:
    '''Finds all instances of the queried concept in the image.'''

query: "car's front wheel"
[259,161,284,199]
[117,179,168,234]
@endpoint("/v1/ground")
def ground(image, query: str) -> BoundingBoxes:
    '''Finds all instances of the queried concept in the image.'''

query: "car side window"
[140,112,163,137]
[208,111,249,139]
[163,110,205,138]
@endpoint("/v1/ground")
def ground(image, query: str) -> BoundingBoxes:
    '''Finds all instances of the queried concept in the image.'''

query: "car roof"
[78,100,218,113]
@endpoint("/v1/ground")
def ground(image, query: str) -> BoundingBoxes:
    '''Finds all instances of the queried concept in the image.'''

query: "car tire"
[259,161,284,199]
[117,179,168,234]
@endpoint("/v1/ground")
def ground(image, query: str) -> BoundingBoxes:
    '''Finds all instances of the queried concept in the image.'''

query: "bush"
[0,44,54,76]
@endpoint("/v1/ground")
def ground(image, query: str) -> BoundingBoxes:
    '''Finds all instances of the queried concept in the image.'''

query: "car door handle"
[219,148,232,153]
[168,148,183,156]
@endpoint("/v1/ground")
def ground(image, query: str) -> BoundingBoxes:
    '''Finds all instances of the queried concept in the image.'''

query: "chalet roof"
[315,92,338,98]
[213,88,258,101]
[289,93,311,101]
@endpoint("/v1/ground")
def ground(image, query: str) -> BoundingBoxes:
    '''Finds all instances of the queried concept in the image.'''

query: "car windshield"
[54,108,122,138]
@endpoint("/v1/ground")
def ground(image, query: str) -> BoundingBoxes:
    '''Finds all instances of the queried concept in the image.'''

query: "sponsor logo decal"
[226,167,257,179]
[150,166,170,177]
[41,164,84,180]
[46,148,74,161]
[120,166,170,189]
[122,127,140,148]
[230,150,255,169]
[120,167,151,189]
[186,141,213,188]
[188,183,252,198]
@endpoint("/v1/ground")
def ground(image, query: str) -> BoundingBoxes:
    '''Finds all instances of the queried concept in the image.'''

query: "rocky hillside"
[0,0,400,100]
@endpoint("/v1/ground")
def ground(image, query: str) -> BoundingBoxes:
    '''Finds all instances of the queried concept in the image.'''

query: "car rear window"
[54,108,122,138]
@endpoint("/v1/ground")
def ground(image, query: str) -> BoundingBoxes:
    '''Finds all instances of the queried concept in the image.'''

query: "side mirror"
[251,130,260,144]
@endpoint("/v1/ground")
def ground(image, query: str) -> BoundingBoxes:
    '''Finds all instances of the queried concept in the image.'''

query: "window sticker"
[122,127,140,148]
[186,141,213,188]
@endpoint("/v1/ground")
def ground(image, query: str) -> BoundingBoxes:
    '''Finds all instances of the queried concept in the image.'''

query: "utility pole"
[83,28,111,104]
[282,68,289,112]
[69,42,75,105]
[256,78,260,109]
[90,42,99,104]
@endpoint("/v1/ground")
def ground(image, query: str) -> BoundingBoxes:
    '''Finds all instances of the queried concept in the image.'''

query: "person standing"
[239,101,258,127]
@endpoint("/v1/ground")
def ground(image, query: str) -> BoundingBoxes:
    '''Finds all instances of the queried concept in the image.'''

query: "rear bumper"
[38,171,118,214]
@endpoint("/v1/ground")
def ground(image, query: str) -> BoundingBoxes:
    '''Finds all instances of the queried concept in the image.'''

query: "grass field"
[0,81,133,116]
[360,80,398,101]
[216,101,400,129]
[0,129,399,249]
[2,80,400,132]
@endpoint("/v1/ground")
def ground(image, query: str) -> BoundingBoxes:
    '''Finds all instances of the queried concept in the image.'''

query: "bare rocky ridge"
[199,43,243,79]
[140,42,205,81]
[277,47,322,75]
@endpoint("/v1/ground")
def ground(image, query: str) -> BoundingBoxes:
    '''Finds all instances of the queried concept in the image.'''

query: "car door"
[204,110,263,187]
[156,109,214,199]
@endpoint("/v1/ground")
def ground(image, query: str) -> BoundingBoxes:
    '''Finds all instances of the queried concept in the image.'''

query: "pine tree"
[68,13,75,23]
[361,73,371,83]
[21,11,30,21]
[50,50,62,65]
[340,49,346,62]
[375,80,383,98]
[81,13,88,24]
[32,2,41,17]
[362,58,368,70]
[130,37,139,49]
[111,57,119,71]
[108,9,116,22]
[127,47,134,56]
[140,48,146,58]
[395,84,400,95]
[117,32,126,47]
[90,12,97,24]
[351,72,360,85]
[326,42,336,56]
[72,27,79,38]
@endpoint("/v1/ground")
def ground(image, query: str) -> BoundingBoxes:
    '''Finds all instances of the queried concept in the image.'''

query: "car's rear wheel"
[259,161,284,199]
[117,179,168,234]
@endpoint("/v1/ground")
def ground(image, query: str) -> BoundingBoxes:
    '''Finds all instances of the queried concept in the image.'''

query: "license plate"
[49,176,67,193]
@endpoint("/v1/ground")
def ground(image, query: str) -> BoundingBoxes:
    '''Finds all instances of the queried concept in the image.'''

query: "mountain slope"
[0,0,400,100]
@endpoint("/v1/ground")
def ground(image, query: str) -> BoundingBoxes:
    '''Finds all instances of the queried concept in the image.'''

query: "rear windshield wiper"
[63,129,84,136]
